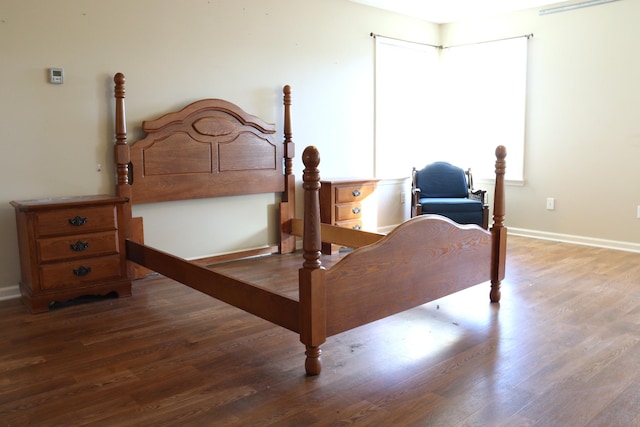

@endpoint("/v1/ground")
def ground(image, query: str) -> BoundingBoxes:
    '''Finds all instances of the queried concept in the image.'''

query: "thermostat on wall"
[49,68,64,84]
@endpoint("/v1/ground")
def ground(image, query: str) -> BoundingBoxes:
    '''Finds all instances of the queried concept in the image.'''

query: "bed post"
[114,73,130,200]
[113,73,133,248]
[298,146,326,375]
[490,145,507,303]
[114,73,146,279]
[280,85,296,254]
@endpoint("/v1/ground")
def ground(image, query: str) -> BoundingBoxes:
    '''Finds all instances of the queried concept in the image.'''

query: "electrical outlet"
[546,197,555,210]
[400,192,405,204]
[637,205,640,219]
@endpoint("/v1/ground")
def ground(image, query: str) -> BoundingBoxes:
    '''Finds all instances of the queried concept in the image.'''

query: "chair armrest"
[466,168,486,204]
[469,189,486,204]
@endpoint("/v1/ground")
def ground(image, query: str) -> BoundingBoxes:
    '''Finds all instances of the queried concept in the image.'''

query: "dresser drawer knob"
[352,224,361,230]
[73,266,92,276]
[352,189,361,197]
[68,216,88,226]
[352,207,361,214]
[70,241,90,252]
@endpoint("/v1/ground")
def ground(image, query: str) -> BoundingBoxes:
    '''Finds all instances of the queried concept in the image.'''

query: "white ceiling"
[350,0,571,23]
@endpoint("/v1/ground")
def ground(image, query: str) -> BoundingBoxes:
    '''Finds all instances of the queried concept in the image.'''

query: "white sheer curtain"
[440,37,528,182]
[374,35,528,182]
[374,36,441,178]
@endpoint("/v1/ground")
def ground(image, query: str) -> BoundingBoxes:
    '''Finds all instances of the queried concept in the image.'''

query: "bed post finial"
[114,73,130,190]
[492,145,507,228]
[490,145,507,303]
[301,146,321,270]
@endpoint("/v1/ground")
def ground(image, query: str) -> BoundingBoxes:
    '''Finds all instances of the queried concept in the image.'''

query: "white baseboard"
[379,223,640,254]
[0,285,20,301]
[508,227,640,253]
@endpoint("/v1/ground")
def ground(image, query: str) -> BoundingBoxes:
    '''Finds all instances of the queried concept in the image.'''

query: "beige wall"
[2,0,640,295]
[442,0,640,250]
[0,0,438,292]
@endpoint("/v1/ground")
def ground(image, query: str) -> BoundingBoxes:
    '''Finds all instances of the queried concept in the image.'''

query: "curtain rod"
[370,32,442,49]
[442,33,533,49]
[370,32,533,50]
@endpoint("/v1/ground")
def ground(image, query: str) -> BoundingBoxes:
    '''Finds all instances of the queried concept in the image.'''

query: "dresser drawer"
[335,184,375,203]
[335,219,363,230]
[37,231,119,263]
[39,255,124,290]
[319,179,378,255]
[335,203,363,221]
[35,205,118,237]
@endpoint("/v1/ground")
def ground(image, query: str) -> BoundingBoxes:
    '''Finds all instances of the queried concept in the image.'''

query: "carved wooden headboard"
[113,73,294,205]
[113,73,296,255]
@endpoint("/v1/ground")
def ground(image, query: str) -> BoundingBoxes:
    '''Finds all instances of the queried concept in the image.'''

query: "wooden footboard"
[323,216,492,336]
[298,145,506,375]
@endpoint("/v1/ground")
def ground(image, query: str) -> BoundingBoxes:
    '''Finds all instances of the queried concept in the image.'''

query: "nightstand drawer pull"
[352,224,361,230]
[73,266,92,276]
[352,207,361,214]
[70,241,90,252]
[68,216,88,227]
[352,189,361,197]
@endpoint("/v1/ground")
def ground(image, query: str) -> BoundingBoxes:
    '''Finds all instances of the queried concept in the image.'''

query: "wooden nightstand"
[10,195,132,313]
[319,178,378,254]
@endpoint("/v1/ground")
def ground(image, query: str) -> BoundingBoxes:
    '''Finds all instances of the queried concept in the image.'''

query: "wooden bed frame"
[113,73,507,375]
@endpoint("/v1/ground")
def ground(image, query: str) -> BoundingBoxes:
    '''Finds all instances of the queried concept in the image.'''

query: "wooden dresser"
[10,195,131,313]
[319,178,378,254]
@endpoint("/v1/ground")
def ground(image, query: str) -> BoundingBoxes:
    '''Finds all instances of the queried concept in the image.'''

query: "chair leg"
[482,206,489,229]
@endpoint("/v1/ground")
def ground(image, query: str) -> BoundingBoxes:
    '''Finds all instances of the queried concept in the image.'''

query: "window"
[439,37,528,182]
[374,36,440,178]
[374,35,528,182]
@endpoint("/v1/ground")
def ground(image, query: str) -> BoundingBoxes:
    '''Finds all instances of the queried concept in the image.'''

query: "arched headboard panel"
[114,75,288,205]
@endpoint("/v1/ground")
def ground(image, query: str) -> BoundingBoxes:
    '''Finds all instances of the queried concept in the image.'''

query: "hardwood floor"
[2,236,640,426]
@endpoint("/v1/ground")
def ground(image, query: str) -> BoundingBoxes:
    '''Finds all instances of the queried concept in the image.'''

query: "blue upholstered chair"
[411,162,488,229]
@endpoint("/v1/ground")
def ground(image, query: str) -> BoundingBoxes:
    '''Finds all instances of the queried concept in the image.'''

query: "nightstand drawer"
[335,203,363,221]
[335,219,363,230]
[39,255,123,290]
[35,205,118,237]
[335,184,375,203]
[37,231,119,263]
[319,178,378,255]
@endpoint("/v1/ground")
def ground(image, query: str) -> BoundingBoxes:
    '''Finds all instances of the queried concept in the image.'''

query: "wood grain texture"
[323,215,492,336]
[111,75,507,377]
[291,218,385,249]
[126,240,300,333]
[9,196,131,313]
[117,144,506,375]
[113,73,297,265]
[2,236,640,425]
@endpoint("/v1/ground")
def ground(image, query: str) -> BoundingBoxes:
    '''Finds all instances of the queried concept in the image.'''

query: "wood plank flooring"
[2,236,640,426]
